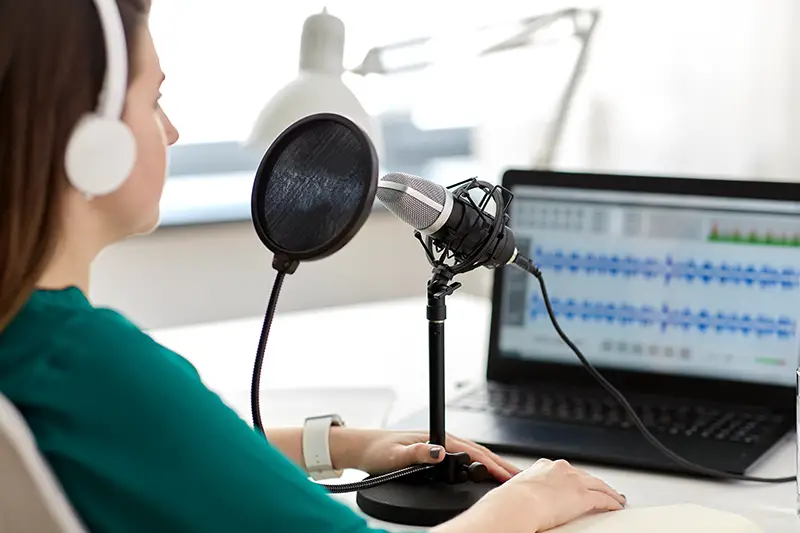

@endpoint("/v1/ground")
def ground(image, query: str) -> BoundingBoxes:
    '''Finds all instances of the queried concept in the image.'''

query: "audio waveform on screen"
[528,295,796,339]
[533,247,799,289]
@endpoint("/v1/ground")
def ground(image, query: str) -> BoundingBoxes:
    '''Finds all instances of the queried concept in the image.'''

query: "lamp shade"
[245,9,382,157]
[246,72,381,157]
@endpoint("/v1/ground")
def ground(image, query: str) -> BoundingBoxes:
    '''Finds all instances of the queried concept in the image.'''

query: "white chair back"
[0,393,87,533]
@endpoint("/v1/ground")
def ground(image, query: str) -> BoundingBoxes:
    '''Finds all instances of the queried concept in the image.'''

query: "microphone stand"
[427,265,455,449]
[355,264,501,527]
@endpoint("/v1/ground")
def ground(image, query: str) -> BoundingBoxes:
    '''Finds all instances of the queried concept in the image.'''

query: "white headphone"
[64,0,136,198]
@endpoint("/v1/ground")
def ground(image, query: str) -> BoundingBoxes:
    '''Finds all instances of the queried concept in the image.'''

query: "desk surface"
[150,294,798,532]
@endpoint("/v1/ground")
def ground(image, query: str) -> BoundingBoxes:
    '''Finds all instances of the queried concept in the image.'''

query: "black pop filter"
[251,112,378,273]
[249,112,377,436]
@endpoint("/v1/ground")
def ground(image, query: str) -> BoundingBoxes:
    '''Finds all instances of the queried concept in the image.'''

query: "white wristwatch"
[302,414,345,480]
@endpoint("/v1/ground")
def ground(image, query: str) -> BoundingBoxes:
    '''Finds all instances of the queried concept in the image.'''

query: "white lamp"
[246,9,382,156]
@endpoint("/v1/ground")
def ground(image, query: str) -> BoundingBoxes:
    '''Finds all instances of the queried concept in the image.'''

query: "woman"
[0,1,626,532]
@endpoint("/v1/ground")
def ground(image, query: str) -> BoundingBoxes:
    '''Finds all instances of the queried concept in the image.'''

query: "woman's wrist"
[263,426,360,474]
[328,427,367,471]
[432,486,546,533]
[432,501,539,533]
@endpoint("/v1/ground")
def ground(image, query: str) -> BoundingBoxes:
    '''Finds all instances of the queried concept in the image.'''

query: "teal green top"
[0,287,386,533]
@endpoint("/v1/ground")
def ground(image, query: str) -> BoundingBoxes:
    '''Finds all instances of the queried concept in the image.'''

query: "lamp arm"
[346,7,602,170]
[350,8,597,76]
[534,9,602,168]
[479,8,581,55]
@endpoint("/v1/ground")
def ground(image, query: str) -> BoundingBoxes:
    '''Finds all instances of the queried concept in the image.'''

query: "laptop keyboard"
[449,384,786,446]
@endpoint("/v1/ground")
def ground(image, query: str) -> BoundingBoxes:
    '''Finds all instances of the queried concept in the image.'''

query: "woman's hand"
[331,428,521,482]
[436,458,626,533]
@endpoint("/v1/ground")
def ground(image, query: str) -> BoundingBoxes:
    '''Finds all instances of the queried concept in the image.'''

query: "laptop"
[394,169,797,477]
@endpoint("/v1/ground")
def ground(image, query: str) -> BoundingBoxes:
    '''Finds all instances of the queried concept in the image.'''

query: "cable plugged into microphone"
[511,252,542,277]
[376,172,794,485]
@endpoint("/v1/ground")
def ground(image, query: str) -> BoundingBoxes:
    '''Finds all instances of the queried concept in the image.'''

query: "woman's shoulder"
[3,286,142,343]
[18,287,160,356]
[0,287,199,400]
[54,303,201,384]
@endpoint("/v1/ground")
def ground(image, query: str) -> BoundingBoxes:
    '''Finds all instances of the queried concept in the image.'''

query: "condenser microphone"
[376,172,530,271]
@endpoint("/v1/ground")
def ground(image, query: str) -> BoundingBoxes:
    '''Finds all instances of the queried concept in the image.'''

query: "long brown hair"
[0,0,150,331]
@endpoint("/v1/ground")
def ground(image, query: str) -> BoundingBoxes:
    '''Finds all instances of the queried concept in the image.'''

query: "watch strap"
[303,414,344,480]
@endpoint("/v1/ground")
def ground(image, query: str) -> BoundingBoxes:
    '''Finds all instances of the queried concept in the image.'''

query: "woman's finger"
[407,442,446,465]
[486,450,522,477]
[456,436,523,476]
[445,436,514,481]
[578,471,627,506]
[587,490,625,512]
[459,432,522,476]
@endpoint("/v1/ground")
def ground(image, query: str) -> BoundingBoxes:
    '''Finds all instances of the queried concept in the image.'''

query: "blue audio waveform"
[533,247,800,289]
[529,295,796,339]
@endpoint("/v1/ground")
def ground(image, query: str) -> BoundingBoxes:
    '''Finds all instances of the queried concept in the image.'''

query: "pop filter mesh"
[253,119,375,255]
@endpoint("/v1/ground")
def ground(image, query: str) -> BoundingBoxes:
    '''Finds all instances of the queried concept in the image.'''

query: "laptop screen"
[497,183,800,387]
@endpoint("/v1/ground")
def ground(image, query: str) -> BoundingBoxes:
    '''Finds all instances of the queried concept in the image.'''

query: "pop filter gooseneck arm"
[250,261,293,437]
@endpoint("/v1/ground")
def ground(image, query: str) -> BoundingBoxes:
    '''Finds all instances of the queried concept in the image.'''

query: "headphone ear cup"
[65,114,136,197]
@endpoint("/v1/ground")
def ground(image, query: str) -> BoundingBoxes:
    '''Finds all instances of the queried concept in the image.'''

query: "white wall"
[89,212,491,330]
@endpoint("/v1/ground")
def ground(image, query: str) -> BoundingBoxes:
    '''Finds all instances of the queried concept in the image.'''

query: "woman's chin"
[123,208,161,240]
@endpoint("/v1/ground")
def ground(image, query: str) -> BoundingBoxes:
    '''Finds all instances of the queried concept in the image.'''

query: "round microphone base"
[355,476,500,527]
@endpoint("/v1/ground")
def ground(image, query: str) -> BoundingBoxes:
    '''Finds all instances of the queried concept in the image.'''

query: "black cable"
[511,254,794,484]
[251,270,425,493]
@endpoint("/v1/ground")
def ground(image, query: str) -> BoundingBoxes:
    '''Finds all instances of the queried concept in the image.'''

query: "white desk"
[150,294,798,532]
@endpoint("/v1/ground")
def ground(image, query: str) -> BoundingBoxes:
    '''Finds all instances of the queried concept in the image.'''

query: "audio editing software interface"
[498,185,800,386]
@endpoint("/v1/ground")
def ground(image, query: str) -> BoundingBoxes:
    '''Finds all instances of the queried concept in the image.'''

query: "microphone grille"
[376,172,446,231]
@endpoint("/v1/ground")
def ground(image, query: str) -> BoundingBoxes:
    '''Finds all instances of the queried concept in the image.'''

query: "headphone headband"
[91,0,128,119]
[63,0,136,197]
